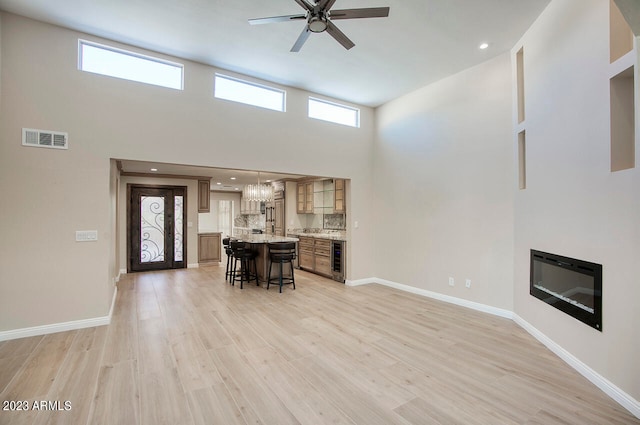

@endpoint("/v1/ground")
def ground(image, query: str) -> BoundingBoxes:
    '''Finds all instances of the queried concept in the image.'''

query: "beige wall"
[373,53,515,310]
[513,0,640,400]
[0,12,375,332]
[198,191,242,234]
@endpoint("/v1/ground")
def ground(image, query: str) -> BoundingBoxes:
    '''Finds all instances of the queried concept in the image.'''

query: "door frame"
[127,184,188,273]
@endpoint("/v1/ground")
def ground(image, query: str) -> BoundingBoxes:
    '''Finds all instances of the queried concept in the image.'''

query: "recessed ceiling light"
[265,180,272,183]
[230,177,236,180]
[216,182,222,185]
[150,168,158,172]
[234,187,240,190]
[479,42,489,50]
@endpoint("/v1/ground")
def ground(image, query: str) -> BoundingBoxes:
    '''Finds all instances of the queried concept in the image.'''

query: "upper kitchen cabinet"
[240,199,262,214]
[334,179,345,214]
[198,180,211,213]
[297,178,346,215]
[297,181,314,214]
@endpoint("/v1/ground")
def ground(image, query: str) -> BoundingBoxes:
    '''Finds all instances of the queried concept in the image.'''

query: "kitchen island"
[234,234,299,284]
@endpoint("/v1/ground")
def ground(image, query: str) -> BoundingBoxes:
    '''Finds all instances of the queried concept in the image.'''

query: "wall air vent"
[22,128,69,150]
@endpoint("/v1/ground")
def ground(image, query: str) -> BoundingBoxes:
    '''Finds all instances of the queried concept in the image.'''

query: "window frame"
[78,39,184,90]
[308,97,360,128]
[214,73,286,112]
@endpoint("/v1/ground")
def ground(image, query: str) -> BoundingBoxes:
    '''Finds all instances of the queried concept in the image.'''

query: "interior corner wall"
[373,53,514,310]
[513,0,640,401]
[0,12,375,333]
[109,160,119,292]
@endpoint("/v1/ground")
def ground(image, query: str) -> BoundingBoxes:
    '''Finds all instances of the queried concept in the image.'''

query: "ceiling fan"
[249,0,390,52]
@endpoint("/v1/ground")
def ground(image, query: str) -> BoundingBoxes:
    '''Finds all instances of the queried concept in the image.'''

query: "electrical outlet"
[465,279,471,288]
[448,277,454,287]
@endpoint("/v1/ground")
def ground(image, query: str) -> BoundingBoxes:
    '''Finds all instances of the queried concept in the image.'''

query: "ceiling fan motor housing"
[308,14,328,32]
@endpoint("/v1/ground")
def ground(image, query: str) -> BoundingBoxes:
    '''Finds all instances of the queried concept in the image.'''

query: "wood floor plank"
[139,368,194,425]
[32,348,102,425]
[0,335,43,359]
[186,384,247,425]
[1,331,75,400]
[244,347,356,425]
[170,332,223,392]
[209,344,300,425]
[0,353,31,395]
[291,354,411,425]
[87,361,140,425]
[0,265,638,425]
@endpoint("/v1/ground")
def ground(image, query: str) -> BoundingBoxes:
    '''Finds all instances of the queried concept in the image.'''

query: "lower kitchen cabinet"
[298,236,332,278]
[299,236,314,269]
[198,232,221,264]
[314,239,331,276]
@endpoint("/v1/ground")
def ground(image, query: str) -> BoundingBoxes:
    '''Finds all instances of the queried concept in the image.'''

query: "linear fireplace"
[530,250,602,331]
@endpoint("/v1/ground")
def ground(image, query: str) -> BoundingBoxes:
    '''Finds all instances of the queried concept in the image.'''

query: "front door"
[128,185,186,272]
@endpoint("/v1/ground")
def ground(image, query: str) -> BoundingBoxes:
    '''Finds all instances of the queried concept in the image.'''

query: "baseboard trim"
[513,314,640,419]
[354,277,639,419]
[345,277,375,287]
[0,287,118,342]
[372,277,513,319]
[187,263,199,269]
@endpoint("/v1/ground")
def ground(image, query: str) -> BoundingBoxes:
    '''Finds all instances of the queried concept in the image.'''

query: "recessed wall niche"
[609,0,634,64]
[516,48,525,124]
[610,66,635,172]
[518,130,527,189]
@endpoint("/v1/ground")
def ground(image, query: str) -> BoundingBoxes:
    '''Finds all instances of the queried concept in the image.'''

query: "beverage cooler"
[331,240,345,283]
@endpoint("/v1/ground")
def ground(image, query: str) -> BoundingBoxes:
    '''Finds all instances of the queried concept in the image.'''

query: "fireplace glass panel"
[530,250,602,331]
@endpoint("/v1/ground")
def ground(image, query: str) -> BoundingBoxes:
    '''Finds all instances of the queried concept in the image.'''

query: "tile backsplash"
[234,214,265,229]
[324,214,345,230]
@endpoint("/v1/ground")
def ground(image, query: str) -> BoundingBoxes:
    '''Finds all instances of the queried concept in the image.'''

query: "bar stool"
[267,242,296,293]
[230,241,258,289]
[223,237,235,282]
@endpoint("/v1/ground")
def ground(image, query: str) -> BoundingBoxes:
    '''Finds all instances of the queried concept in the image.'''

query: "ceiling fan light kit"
[249,0,389,52]
[308,15,328,33]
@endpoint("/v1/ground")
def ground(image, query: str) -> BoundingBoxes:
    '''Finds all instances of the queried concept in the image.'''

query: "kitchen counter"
[236,234,299,244]
[287,231,346,241]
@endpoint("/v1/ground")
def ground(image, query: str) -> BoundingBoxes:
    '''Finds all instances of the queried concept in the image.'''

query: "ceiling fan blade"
[326,21,355,50]
[317,0,338,11]
[330,7,390,20]
[291,26,312,52]
[249,14,306,25]
[294,0,314,12]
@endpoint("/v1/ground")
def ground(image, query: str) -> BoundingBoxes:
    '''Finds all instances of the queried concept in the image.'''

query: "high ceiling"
[0,0,551,107]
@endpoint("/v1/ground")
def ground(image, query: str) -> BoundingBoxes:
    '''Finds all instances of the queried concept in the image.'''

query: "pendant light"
[242,171,274,202]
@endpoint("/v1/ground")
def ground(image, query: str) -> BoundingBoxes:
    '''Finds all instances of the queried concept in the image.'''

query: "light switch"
[76,230,98,242]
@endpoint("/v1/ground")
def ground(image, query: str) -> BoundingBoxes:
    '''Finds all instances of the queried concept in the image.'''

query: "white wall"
[374,53,515,310]
[513,0,640,401]
[0,13,375,332]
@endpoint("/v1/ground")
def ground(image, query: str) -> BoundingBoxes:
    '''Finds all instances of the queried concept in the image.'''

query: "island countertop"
[235,234,299,244]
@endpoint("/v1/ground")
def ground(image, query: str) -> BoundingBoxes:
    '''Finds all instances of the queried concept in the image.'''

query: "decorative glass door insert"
[140,196,166,263]
[129,185,186,272]
[174,196,184,262]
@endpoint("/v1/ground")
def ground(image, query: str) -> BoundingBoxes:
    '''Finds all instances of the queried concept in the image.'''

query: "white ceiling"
[0,0,551,107]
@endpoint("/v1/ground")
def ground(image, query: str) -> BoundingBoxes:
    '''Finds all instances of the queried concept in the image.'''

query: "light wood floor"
[1,265,638,425]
